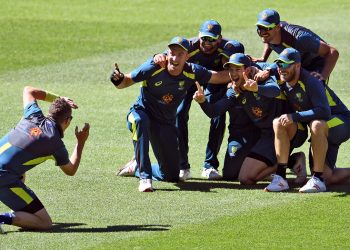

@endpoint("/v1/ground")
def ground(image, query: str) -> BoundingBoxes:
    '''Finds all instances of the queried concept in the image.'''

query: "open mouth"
[170,61,179,66]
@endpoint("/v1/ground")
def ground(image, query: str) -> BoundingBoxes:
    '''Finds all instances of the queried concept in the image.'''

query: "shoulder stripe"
[298,81,306,92]
[183,71,195,80]
[151,68,165,77]
[189,49,200,58]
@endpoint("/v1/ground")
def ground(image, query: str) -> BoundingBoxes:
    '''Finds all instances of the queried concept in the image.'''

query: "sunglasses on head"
[201,36,217,42]
[276,61,293,69]
[257,25,275,32]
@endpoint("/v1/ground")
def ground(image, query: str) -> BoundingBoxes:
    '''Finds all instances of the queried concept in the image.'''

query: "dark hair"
[48,98,72,124]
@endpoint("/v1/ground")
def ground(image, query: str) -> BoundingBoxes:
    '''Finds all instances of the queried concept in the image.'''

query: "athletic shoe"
[264,174,289,192]
[290,152,307,185]
[299,176,326,193]
[201,168,222,180]
[179,169,192,181]
[138,179,154,192]
[116,158,137,176]
[0,223,5,234]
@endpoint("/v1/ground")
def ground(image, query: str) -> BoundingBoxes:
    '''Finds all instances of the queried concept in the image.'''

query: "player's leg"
[203,84,227,171]
[323,116,350,185]
[0,182,52,230]
[127,109,153,184]
[150,123,180,182]
[222,130,259,181]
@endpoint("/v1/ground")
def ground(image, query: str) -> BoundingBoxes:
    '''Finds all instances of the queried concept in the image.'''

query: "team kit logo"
[29,127,43,138]
[178,81,185,90]
[162,94,174,104]
[252,106,263,117]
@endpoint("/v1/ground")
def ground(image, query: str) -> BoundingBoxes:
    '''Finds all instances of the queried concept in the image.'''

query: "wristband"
[44,91,60,102]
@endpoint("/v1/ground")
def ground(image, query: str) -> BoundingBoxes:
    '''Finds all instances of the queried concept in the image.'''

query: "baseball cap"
[256,9,280,28]
[220,40,245,59]
[275,48,301,64]
[199,20,221,39]
[223,53,251,68]
[168,36,190,51]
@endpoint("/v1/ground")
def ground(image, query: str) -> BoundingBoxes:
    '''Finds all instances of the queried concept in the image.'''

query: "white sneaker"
[138,179,154,192]
[116,158,137,176]
[0,223,5,234]
[264,174,289,192]
[201,168,222,180]
[299,176,326,193]
[290,152,307,185]
[179,169,192,181]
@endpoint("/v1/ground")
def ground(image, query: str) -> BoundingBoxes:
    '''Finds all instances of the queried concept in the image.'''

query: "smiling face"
[199,36,221,54]
[257,25,279,43]
[228,64,246,85]
[277,62,301,85]
[167,45,189,76]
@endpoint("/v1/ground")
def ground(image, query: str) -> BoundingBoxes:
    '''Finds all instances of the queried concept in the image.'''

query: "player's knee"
[310,120,327,135]
[239,175,255,185]
[273,118,283,130]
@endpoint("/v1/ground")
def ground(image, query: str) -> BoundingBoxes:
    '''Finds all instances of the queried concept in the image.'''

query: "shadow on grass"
[14,223,171,234]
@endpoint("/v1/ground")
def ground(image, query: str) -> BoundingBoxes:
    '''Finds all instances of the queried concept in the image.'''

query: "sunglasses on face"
[256,25,275,32]
[201,36,217,43]
[276,61,293,69]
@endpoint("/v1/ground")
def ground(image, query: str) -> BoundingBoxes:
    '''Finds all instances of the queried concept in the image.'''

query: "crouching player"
[265,48,350,192]
[0,86,90,231]
[110,37,230,192]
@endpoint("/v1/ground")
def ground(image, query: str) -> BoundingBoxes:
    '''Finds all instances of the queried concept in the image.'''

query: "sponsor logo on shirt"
[154,81,163,87]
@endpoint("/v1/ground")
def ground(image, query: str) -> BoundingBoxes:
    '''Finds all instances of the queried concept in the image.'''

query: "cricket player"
[0,86,89,231]
[254,9,339,83]
[110,37,230,192]
[193,53,307,184]
[265,48,350,192]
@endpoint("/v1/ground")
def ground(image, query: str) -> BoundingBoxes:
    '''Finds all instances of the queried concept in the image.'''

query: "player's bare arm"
[60,123,90,176]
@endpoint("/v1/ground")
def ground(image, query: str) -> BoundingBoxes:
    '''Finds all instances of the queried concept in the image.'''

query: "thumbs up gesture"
[193,82,205,104]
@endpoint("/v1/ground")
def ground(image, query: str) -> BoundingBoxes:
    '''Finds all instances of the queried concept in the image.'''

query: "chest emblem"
[252,107,263,118]
[29,127,43,138]
[162,94,174,104]
[178,81,185,90]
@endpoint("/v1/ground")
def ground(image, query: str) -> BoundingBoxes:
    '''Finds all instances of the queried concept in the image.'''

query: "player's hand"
[111,63,124,83]
[243,71,258,92]
[278,114,293,126]
[253,69,270,81]
[250,56,265,63]
[153,54,167,68]
[193,82,205,104]
[61,97,78,109]
[75,123,90,144]
[310,71,325,81]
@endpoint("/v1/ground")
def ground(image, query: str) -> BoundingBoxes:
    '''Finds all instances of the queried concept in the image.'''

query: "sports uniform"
[127,58,212,182]
[280,68,350,169]
[0,102,69,213]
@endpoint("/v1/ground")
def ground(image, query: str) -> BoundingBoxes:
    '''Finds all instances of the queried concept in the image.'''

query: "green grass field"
[1,1,350,249]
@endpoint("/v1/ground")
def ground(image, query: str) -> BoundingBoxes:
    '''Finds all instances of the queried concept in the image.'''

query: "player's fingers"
[243,71,249,82]
[195,82,203,93]
[115,63,120,71]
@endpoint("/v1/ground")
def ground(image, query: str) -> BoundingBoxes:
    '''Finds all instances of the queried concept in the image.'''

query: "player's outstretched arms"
[60,123,90,176]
